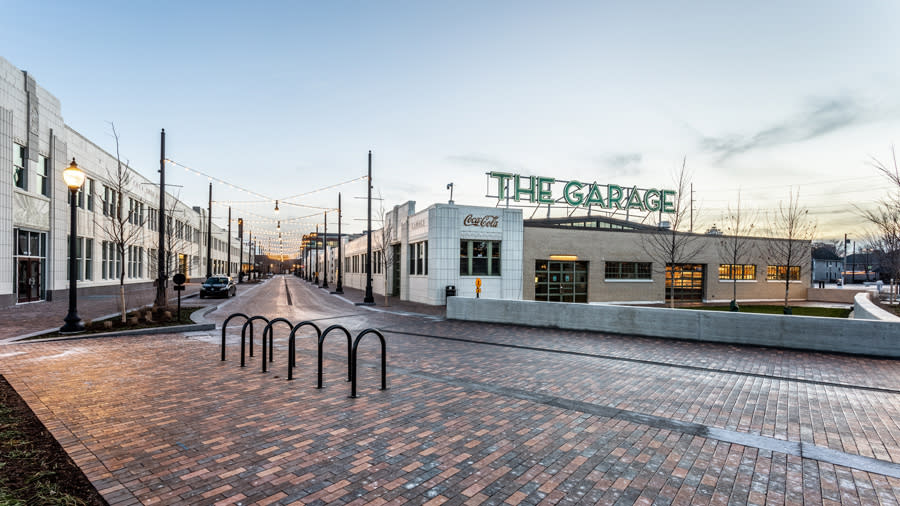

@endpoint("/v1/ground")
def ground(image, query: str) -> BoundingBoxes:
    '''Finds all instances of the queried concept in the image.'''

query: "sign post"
[173,273,186,322]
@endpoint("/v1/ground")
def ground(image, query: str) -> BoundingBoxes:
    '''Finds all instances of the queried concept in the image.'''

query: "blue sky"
[4,1,899,250]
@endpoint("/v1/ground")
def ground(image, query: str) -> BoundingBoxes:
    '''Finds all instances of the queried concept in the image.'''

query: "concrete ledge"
[853,292,900,322]
[447,297,900,357]
[14,323,216,343]
[808,287,870,304]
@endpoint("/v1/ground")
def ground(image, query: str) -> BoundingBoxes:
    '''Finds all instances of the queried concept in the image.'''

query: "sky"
[3,1,899,254]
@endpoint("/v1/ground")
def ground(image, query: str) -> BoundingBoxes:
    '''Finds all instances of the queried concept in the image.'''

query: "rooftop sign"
[488,172,676,213]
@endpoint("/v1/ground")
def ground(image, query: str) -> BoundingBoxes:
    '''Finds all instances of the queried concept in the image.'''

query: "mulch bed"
[0,375,107,505]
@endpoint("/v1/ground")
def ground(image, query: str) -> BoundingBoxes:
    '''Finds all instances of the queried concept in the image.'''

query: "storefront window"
[767,265,800,281]
[605,261,651,280]
[719,264,756,280]
[460,240,500,276]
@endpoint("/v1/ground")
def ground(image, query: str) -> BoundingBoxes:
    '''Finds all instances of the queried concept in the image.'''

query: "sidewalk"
[295,275,447,318]
[0,282,203,340]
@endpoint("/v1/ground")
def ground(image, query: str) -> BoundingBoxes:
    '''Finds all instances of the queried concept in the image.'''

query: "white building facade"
[339,202,523,305]
[1,56,246,307]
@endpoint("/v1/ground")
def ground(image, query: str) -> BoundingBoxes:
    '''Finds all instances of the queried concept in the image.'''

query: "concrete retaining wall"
[807,287,869,304]
[853,292,900,322]
[447,297,900,357]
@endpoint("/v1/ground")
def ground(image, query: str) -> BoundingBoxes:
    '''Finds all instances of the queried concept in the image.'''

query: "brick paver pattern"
[2,275,899,505]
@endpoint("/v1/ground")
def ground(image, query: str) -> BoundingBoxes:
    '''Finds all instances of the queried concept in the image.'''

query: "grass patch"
[685,305,852,318]
[25,306,205,341]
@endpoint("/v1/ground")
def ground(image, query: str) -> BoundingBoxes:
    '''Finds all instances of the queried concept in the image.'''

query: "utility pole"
[690,183,695,232]
[314,224,320,285]
[155,129,167,309]
[322,211,329,289]
[206,182,212,278]
[363,150,375,304]
[227,207,232,276]
[335,192,343,293]
[238,218,243,282]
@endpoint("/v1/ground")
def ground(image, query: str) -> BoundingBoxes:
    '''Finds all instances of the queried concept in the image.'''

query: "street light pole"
[314,224,320,285]
[155,129,167,309]
[206,182,212,278]
[61,158,85,333]
[322,211,329,289]
[363,150,375,304]
[335,192,343,293]
[238,218,244,282]
[227,207,232,276]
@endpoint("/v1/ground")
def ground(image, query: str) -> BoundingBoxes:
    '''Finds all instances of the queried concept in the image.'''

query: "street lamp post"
[363,150,375,304]
[314,225,320,285]
[61,158,86,333]
[238,218,244,282]
[335,192,343,294]
[322,211,329,289]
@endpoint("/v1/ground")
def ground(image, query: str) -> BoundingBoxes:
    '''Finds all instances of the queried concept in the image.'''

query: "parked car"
[199,275,236,298]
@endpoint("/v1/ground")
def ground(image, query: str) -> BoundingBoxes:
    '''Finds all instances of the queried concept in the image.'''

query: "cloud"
[601,152,644,178]
[446,154,513,172]
[701,96,868,161]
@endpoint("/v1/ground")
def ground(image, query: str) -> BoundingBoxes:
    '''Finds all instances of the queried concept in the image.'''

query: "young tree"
[99,123,145,323]
[642,157,702,308]
[718,191,757,311]
[860,147,900,286]
[765,188,816,314]
[377,194,396,306]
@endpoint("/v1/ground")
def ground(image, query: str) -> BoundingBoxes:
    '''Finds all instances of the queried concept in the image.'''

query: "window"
[719,264,756,280]
[767,265,801,281]
[147,208,158,231]
[103,186,118,217]
[37,155,49,196]
[86,179,95,211]
[605,261,651,280]
[460,240,500,276]
[408,241,428,275]
[13,144,26,190]
[67,237,93,281]
[535,260,589,303]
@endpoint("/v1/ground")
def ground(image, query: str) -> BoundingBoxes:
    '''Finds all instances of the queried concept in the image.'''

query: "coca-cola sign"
[463,214,499,228]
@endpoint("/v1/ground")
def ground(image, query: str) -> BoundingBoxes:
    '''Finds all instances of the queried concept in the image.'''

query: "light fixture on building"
[549,254,578,261]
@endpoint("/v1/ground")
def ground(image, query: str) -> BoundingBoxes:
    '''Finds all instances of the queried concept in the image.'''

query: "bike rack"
[221,312,250,361]
[350,328,387,398]
[240,316,271,367]
[317,325,353,389]
[287,321,321,381]
[261,318,294,373]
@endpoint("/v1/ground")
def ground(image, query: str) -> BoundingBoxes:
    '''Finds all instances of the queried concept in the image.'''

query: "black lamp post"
[363,150,374,304]
[322,211,329,289]
[60,158,86,334]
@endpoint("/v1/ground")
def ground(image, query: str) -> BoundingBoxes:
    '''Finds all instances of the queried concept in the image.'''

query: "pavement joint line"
[329,294,443,320]
[387,366,900,480]
[276,343,900,481]
[383,328,900,395]
[284,278,293,306]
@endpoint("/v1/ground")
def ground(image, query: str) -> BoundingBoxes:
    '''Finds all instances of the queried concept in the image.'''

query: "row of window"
[602,262,802,281]
[345,252,384,274]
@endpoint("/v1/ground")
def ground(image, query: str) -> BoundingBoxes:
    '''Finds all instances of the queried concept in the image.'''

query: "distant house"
[843,251,879,282]
[811,245,842,283]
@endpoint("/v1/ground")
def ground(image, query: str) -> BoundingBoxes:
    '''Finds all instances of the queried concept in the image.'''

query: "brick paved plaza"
[1,275,899,504]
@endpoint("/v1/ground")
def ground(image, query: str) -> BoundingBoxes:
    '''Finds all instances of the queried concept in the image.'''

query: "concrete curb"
[12,323,216,343]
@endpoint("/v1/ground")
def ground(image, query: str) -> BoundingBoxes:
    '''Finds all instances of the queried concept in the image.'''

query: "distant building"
[811,245,842,283]
[1,57,247,306]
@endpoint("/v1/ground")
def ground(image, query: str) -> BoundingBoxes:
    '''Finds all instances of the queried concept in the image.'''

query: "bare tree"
[765,188,816,314]
[642,157,702,308]
[718,190,757,311]
[377,194,396,306]
[99,123,145,323]
[860,147,900,287]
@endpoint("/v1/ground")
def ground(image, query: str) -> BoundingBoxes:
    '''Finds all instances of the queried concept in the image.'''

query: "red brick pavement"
[1,275,899,504]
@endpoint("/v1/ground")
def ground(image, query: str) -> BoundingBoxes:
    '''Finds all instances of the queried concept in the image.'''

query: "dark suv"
[200,275,236,298]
